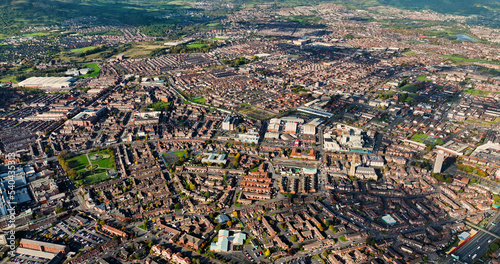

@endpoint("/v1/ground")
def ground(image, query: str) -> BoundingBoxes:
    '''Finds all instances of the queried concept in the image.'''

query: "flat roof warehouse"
[17,77,75,91]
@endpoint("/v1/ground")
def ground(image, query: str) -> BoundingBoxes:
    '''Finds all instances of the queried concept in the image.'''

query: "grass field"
[0,75,18,83]
[186,43,210,48]
[121,42,167,58]
[207,23,220,27]
[440,54,480,64]
[466,118,499,127]
[67,149,114,186]
[162,151,185,165]
[67,154,90,172]
[240,103,250,107]
[191,96,206,104]
[411,133,444,145]
[417,76,431,82]
[403,50,416,55]
[71,46,98,53]
[83,170,110,185]
[239,105,275,120]
[89,149,115,168]
[400,84,420,93]
[80,63,101,78]
[463,88,493,96]
[25,32,49,37]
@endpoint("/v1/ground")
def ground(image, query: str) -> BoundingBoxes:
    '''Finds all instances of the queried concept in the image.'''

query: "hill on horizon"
[0,0,498,37]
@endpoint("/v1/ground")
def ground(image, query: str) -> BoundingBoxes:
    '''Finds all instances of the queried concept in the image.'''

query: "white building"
[323,133,341,151]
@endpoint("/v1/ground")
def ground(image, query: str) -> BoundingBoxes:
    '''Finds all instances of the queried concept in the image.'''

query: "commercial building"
[18,77,75,92]
[128,111,161,125]
[382,215,397,225]
[67,108,107,127]
[297,107,334,118]
[19,239,67,254]
[201,153,227,164]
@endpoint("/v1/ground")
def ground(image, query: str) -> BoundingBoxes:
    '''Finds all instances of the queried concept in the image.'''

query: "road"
[446,212,500,264]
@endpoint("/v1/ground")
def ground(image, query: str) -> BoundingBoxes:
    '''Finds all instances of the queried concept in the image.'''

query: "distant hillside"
[0,0,498,37]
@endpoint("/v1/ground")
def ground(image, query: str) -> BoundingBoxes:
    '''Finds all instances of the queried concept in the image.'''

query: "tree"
[329,225,337,233]
[323,250,329,258]
[491,243,500,251]
[232,211,238,218]
[317,224,324,232]
[264,248,271,257]
[257,216,262,221]
[227,220,232,227]
[290,234,298,243]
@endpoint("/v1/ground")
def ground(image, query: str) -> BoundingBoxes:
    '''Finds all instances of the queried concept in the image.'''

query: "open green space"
[191,96,207,104]
[149,101,171,111]
[463,88,494,96]
[0,75,19,83]
[440,54,480,64]
[403,50,416,55]
[82,170,110,185]
[71,46,98,53]
[25,32,49,37]
[186,43,210,48]
[80,63,101,78]
[411,133,444,145]
[89,149,115,168]
[162,151,185,165]
[67,154,90,172]
[65,148,115,186]
[400,84,420,93]
[417,76,431,82]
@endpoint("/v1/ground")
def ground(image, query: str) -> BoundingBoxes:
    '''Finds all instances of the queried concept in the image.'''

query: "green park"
[58,148,116,186]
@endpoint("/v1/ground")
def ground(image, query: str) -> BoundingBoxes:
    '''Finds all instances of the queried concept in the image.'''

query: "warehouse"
[17,77,75,92]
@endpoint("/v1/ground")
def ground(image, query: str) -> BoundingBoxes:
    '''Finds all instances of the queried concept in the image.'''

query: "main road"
[446,212,500,264]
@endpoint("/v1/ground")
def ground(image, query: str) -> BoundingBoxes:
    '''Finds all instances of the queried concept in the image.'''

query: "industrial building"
[17,77,75,92]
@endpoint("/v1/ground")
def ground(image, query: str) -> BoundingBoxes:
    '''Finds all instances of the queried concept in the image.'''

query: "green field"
[400,84,420,93]
[89,149,115,168]
[463,88,493,96]
[80,63,101,78]
[240,103,250,107]
[403,50,416,55]
[67,154,90,172]
[207,23,220,27]
[0,76,18,83]
[191,96,207,104]
[67,149,115,186]
[186,43,210,48]
[440,54,480,64]
[417,76,431,82]
[71,46,98,53]
[162,151,185,165]
[25,32,49,37]
[411,133,444,145]
[82,170,110,185]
